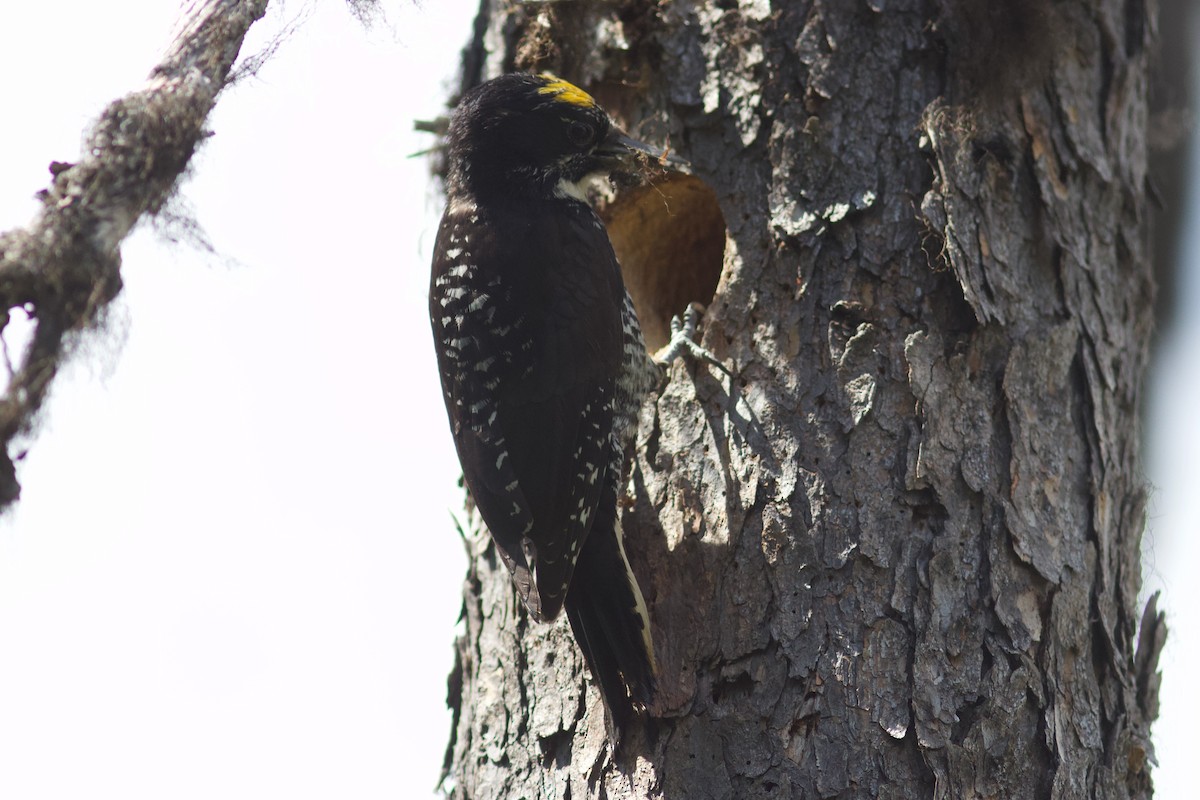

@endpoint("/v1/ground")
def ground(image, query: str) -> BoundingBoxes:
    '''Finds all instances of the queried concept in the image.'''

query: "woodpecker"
[430,73,707,745]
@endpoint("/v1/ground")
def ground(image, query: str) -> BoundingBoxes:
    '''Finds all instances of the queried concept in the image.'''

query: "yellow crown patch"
[536,74,597,109]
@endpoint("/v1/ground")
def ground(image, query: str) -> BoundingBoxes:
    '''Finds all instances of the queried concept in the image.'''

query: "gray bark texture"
[0,0,267,506]
[442,1,1165,798]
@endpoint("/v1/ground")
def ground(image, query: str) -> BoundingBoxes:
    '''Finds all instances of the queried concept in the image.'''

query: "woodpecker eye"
[567,121,594,148]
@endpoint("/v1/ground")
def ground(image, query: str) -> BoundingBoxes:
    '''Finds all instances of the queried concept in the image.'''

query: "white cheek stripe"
[554,177,590,203]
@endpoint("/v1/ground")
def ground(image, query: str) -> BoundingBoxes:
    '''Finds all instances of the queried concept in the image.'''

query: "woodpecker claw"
[654,303,733,378]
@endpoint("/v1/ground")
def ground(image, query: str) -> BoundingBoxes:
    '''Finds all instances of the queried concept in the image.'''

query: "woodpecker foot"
[653,303,732,377]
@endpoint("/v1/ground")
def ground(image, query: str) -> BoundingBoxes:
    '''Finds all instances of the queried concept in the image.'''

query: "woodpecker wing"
[431,199,625,621]
[495,380,613,620]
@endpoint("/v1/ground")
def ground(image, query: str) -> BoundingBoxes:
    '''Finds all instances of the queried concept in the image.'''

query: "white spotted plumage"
[430,198,623,623]
[430,72,678,744]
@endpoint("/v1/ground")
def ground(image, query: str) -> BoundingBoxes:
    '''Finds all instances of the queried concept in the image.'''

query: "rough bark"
[0,0,268,506]
[443,2,1164,799]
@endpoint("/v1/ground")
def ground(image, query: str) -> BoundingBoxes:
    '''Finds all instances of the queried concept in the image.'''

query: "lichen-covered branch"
[0,0,268,506]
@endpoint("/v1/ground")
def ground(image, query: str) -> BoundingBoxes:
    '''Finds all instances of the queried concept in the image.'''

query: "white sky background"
[1141,10,1200,798]
[0,1,474,798]
[0,2,1195,799]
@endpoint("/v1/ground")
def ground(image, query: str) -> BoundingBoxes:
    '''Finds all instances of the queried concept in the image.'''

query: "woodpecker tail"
[564,484,657,749]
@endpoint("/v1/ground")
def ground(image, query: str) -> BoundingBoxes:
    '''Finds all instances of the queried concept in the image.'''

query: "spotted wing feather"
[430,200,625,622]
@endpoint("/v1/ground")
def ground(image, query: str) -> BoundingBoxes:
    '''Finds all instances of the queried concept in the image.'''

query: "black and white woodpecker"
[430,73,715,745]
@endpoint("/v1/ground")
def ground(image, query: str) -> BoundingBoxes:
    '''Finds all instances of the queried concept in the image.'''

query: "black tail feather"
[564,492,656,749]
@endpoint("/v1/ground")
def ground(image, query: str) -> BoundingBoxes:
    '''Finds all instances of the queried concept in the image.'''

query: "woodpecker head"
[445,73,676,201]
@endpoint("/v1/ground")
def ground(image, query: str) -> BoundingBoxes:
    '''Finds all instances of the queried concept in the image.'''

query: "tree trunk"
[442,2,1165,798]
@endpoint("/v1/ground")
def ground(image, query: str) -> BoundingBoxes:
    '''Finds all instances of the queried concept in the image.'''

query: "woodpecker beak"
[596,128,689,169]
